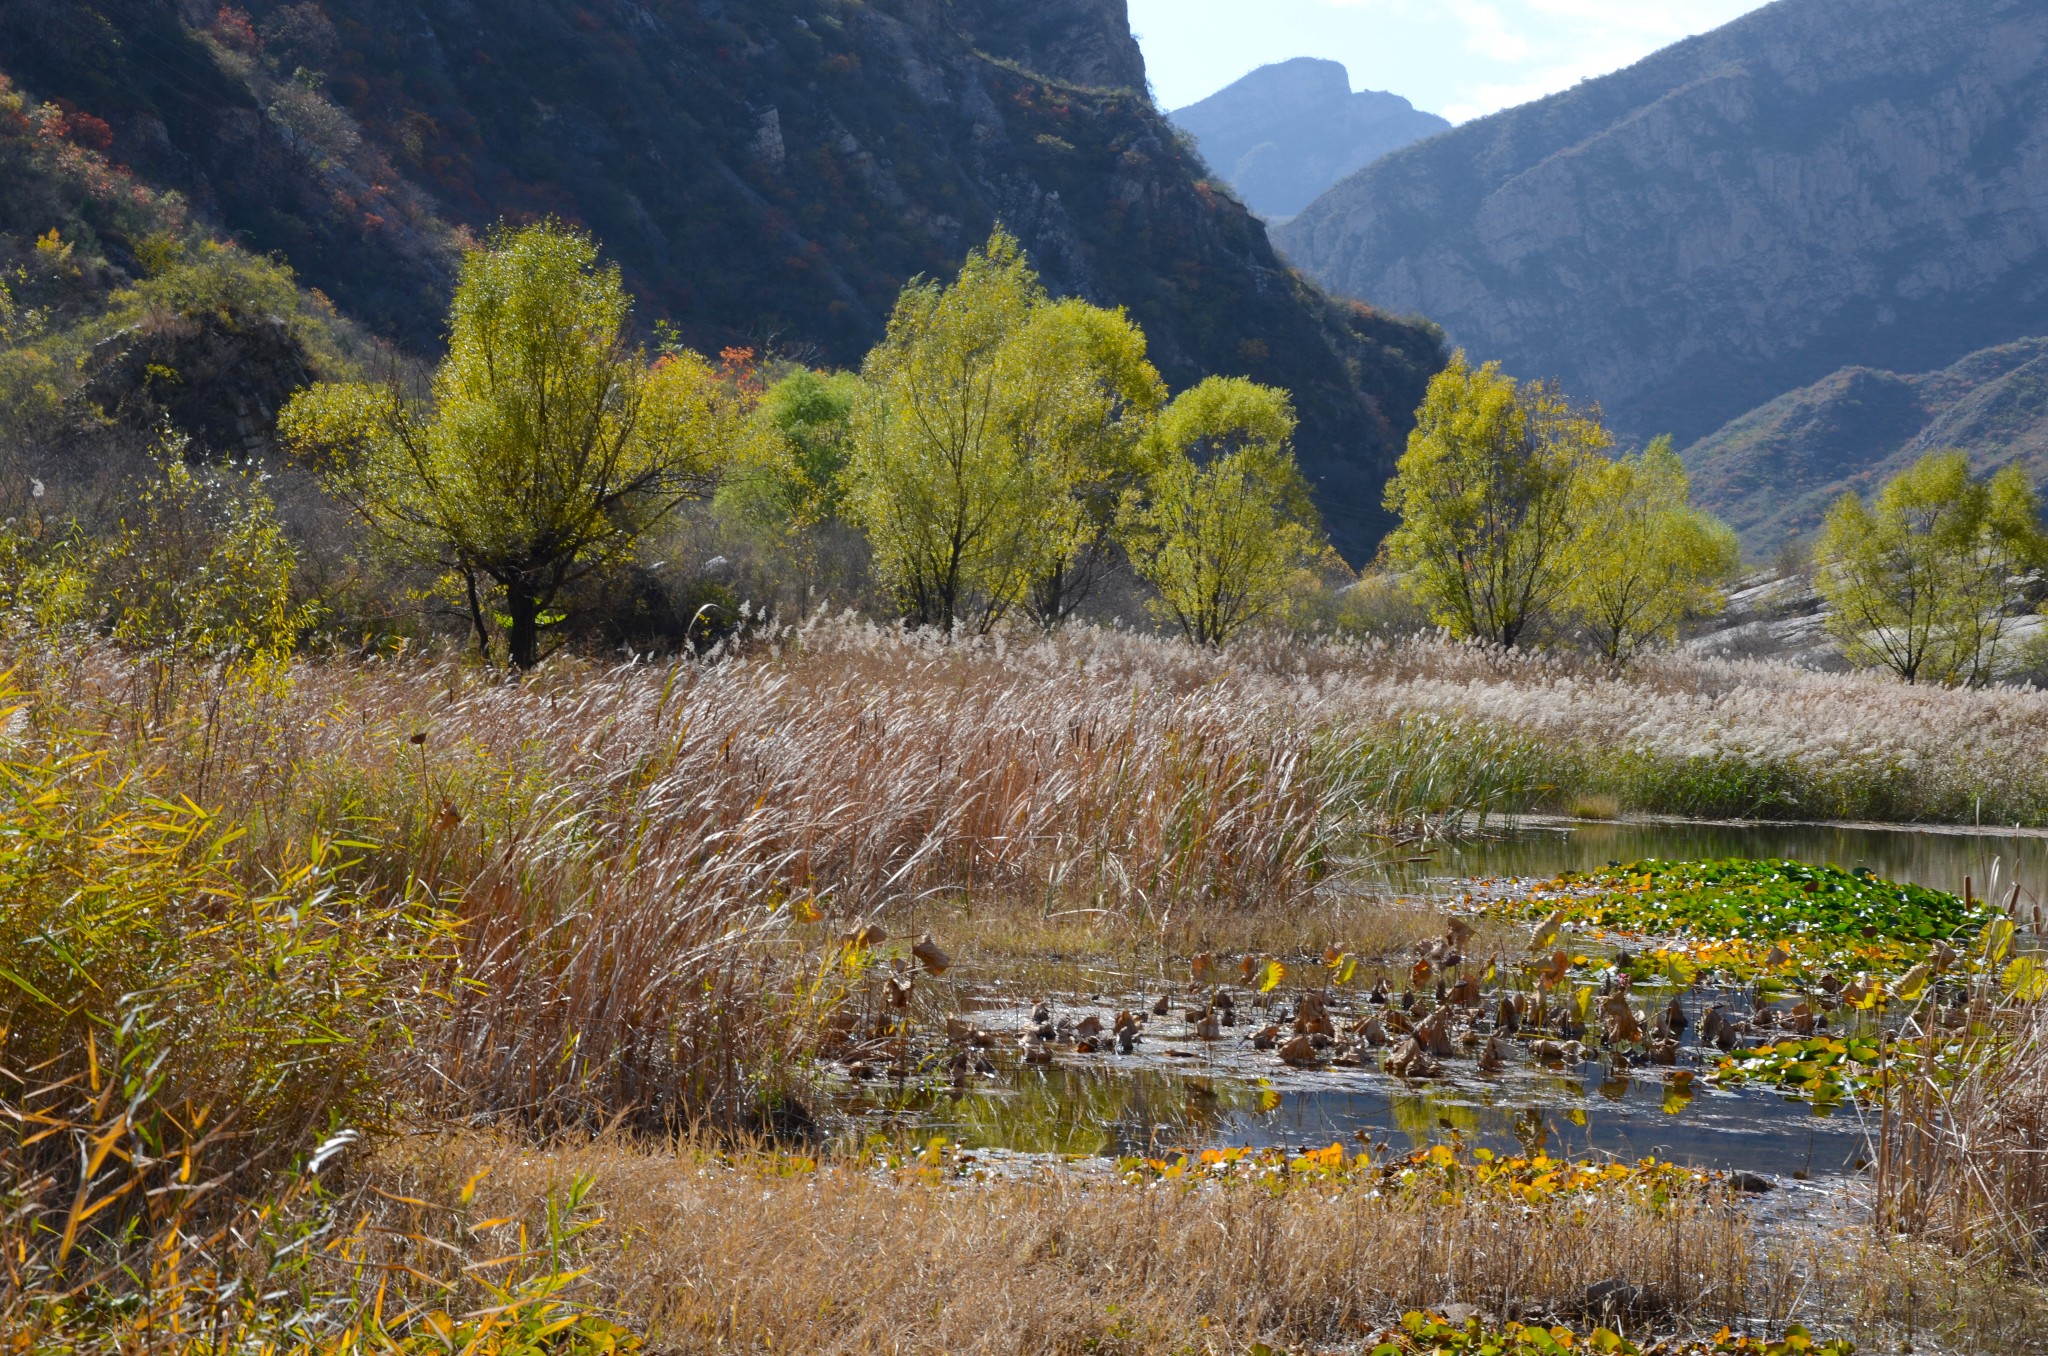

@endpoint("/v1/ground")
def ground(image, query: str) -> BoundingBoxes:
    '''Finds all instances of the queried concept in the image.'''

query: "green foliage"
[1542,858,1990,944]
[718,367,864,539]
[83,439,314,659]
[0,700,454,1224]
[1383,355,1610,648]
[1119,377,1322,646]
[1815,450,2048,685]
[282,222,745,668]
[1370,1312,1853,1356]
[1566,437,1741,662]
[846,230,1163,633]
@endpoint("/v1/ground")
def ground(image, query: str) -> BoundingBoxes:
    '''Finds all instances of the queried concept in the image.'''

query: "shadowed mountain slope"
[1276,0,2048,459]
[1687,338,2048,552]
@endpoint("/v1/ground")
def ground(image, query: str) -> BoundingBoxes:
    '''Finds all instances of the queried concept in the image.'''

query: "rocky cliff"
[0,0,1445,556]
[1687,337,2048,550]
[1172,59,1447,220]
[1275,0,2048,453]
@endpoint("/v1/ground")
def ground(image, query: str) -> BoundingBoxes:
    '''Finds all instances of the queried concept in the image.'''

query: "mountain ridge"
[1686,336,2048,551]
[1274,0,2048,455]
[1170,58,1448,220]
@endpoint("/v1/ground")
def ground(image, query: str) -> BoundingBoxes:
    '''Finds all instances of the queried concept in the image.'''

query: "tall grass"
[7,620,2048,1346]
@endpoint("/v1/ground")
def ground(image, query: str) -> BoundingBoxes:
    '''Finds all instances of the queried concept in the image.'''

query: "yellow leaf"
[1258,958,1288,994]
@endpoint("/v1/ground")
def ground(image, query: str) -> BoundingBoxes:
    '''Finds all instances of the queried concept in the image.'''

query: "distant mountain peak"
[1171,60,1448,220]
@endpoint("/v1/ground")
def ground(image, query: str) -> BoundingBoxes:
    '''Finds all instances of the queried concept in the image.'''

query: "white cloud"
[1319,0,1763,119]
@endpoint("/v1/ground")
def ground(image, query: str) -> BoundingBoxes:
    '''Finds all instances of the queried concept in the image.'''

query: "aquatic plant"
[1505,859,1996,982]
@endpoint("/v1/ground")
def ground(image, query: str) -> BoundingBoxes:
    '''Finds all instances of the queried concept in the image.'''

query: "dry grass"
[375,1133,1766,1355]
[10,622,2048,1350]
[1879,996,2048,1268]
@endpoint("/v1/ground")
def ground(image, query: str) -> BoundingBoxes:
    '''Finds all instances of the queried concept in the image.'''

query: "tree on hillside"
[281,222,747,669]
[1118,376,1322,647]
[1566,437,1741,664]
[1381,355,1610,649]
[1816,451,2046,686]
[845,230,1162,634]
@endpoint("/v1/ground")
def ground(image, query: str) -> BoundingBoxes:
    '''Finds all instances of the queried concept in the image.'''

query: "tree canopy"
[1381,355,1610,649]
[1816,451,2046,685]
[1118,376,1323,647]
[281,222,747,668]
[1566,438,1740,664]
[844,230,1163,633]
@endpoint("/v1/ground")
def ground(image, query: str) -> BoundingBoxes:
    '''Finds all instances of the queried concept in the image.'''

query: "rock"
[1584,1278,1661,1322]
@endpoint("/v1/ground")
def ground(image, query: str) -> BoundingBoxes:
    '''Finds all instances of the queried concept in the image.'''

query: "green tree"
[1382,355,1609,648]
[1816,451,2046,685]
[717,367,864,539]
[1119,377,1322,647]
[281,223,743,669]
[846,230,1161,633]
[86,439,313,660]
[1015,299,1166,630]
[1566,437,1741,663]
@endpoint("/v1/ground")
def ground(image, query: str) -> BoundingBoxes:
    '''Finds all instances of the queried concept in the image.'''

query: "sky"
[1128,0,1775,124]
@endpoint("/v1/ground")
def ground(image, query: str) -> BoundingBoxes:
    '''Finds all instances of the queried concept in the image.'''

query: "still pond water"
[847,820,2048,1178]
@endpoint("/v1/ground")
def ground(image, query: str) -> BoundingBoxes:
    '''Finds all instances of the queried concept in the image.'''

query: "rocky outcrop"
[75,309,313,458]
[1275,0,2048,454]
[1172,59,1447,220]
[953,0,1146,91]
[1687,338,2048,550]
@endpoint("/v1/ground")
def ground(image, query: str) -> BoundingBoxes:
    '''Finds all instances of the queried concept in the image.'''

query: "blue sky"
[1129,0,1775,123]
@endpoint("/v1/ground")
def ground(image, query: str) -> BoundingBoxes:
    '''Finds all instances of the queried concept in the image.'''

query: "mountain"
[1686,337,2048,550]
[1171,59,1448,220]
[0,0,1446,559]
[1274,0,2048,457]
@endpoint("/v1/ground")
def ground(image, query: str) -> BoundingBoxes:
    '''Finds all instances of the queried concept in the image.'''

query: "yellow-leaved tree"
[845,230,1163,633]
[1382,355,1609,649]
[1816,451,2046,686]
[1118,376,1323,647]
[1565,437,1740,663]
[281,222,747,669]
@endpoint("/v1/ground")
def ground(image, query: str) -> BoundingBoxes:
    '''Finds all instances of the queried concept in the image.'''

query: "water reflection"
[847,1053,1869,1177]
[1390,819,2048,906]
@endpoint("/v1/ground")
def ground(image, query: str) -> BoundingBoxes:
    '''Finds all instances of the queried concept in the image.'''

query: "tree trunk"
[507,582,542,671]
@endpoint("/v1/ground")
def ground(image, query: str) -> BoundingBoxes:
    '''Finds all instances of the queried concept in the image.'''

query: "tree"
[1566,437,1741,663]
[1815,451,2046,685]
[1119,377,1322,647]
[1014,299,1166,630]
[280,223,744,669]
[845,230,1162,633]
[716,367,864,539]
[1382,355,1609,648]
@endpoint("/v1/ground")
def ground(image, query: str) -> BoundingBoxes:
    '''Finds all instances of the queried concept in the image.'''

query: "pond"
[1389,818,2048,908]
[833,818,2042,1181]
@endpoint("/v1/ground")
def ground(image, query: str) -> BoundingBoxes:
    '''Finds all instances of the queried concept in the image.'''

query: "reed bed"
[8,620,2048,1349]
[1878,997,2048,1268]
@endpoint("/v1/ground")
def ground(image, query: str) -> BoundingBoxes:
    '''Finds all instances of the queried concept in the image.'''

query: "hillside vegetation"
[0,0,1445,556]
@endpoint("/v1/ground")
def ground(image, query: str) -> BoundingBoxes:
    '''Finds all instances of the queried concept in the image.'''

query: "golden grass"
[378,1133,1763,1354]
